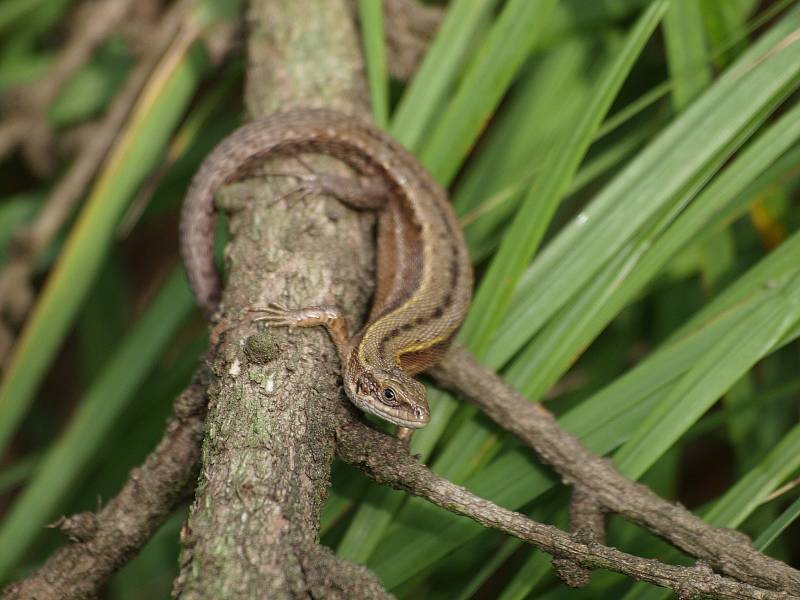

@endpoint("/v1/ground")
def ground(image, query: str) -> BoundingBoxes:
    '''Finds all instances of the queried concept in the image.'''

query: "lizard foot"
[248,302,351,359]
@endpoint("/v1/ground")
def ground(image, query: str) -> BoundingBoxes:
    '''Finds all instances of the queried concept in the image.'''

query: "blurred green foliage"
[0,0,798,597]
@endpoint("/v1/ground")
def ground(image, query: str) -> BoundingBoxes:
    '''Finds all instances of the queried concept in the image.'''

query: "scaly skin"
[179,108,472,432]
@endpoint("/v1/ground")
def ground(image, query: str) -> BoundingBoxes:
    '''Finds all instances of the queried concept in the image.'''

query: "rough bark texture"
[245,0,368,116]
[336,417,799,600]
[2,379,208,600]
[430,344,800,596]
[173,1,382,598]
[551,487,606,588]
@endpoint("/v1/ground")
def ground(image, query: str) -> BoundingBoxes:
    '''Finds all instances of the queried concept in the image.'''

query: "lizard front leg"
[251,302,415,444]
[249,302,351,362]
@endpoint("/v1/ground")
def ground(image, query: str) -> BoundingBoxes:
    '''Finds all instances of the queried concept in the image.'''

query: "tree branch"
[336,415,798,600]
[298,543,395,600]
[430,343,800,596]
[1,376,208,600]
[173,1,379,597]
[552,486,606,588]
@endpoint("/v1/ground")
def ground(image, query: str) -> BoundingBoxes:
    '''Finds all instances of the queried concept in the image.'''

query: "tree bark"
[173,1,383,598]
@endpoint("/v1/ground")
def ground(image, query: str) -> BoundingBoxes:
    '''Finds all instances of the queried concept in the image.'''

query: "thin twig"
[762,476,800,504]
[552,486,606,588]
[1,375,208,600]
[430,343,800,596]
[336,416,799,600]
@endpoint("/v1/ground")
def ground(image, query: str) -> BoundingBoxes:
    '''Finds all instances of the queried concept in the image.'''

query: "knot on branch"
[244,332,279,364]
[552,556,592,588]
[49,512,98,543]
[552,487,606,588]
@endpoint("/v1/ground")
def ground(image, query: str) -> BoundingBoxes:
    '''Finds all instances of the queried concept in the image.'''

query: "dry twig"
[431,344,800,595]
[337,416,798,600]
[382,0,444,81]
[552,487,606,588]
[1,376,208,600]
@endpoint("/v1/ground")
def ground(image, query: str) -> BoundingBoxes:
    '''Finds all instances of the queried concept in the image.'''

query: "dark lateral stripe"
[378,197,465,362]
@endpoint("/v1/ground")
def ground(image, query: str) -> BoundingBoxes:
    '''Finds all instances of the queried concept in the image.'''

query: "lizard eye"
[383,388,396,401]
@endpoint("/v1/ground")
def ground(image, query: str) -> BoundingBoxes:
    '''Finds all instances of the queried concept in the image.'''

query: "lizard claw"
[249,302,289,312]
[248,302,297,327]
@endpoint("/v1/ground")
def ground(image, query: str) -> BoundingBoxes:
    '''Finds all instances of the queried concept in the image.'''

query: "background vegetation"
[0,0,798,597]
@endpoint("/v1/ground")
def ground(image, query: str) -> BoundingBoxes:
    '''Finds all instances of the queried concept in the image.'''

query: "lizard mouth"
[349,395,429,429]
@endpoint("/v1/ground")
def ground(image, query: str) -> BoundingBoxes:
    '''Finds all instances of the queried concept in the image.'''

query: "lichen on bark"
[174,1,384,597]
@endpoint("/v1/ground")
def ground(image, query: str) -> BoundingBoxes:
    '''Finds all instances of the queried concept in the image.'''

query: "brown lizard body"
[179,108,472,432]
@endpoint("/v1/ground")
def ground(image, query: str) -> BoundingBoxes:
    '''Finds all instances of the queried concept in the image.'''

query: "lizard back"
[179,108,472,374]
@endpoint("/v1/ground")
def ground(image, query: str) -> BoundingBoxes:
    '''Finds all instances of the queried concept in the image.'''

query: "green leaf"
[418,0,557,183]
[663,0,711,108]
[0,0,68,36]
[614,272,800,479]
[486,7,800,368]
[701,0,755,68]
[506,97,800,399]
[456,33,627,261]
[453,33,620,217]
[391,0,498,150]
[755,495,800,551]
[358,0,388,129]
[0,453,39,495]
[496,549,552,600]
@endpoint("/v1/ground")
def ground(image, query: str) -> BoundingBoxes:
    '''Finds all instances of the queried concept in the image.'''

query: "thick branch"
[173,1,377,598]
[336,416,798,600]
[430,344,800,596]
[1,377,208,600]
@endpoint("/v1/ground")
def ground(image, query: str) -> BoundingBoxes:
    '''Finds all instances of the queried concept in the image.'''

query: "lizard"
[179,108,472,438]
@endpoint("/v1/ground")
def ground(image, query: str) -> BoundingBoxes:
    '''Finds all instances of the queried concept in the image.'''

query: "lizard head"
[344,364,430,429]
